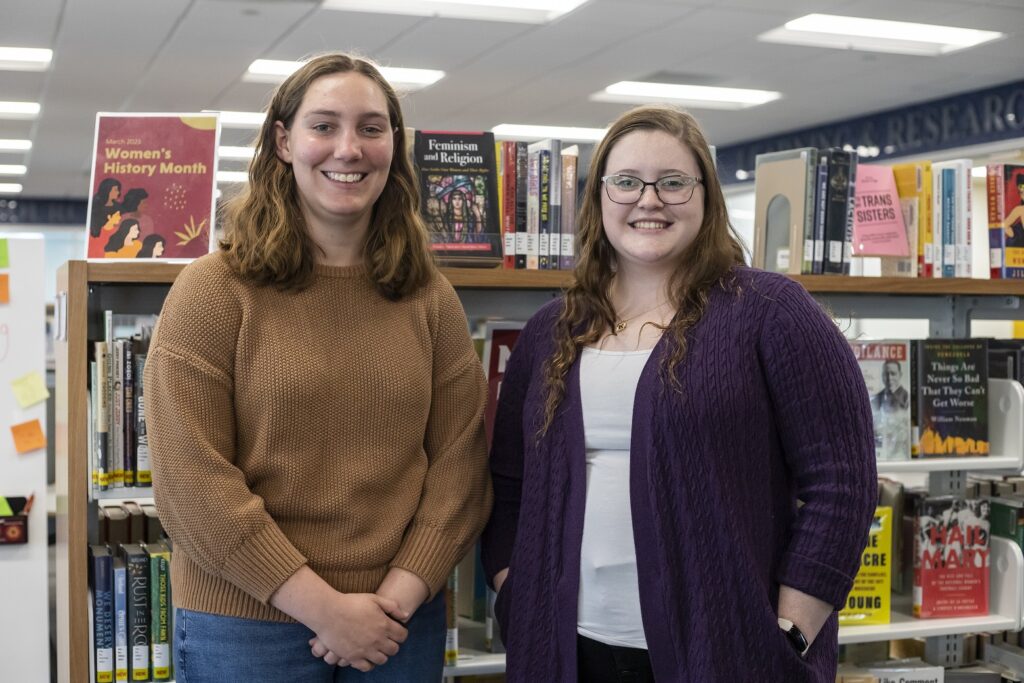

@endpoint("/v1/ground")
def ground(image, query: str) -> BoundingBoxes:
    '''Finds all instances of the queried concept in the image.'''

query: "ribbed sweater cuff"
[219,523,308,604]
[390,523,463,597]
[776,550,855,609]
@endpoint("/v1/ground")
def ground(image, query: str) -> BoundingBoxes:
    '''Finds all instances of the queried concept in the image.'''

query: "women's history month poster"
[85,113,220,259]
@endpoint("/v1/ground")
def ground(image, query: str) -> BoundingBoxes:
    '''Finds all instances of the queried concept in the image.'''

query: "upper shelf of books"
[70,260,1024,294]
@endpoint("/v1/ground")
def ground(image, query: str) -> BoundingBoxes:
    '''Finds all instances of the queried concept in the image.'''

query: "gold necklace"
[613,301,668,334]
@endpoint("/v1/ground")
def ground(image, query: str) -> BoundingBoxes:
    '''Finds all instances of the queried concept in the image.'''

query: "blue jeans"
[174,593,446,682]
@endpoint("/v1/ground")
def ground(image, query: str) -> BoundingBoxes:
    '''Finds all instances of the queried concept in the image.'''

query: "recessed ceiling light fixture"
[218,146,256,160]
[216,171,249,184]
[320,0,589,24]
[0,139,32,152]
[0,183,23,194]
[245,59,445,91]
[214,111,266,129]
[0,101,41,119]
[0,47,52,71]
[491,124,606,142]
[758,14,1003,56]
[0,164,27,176]
[590,82,780,110]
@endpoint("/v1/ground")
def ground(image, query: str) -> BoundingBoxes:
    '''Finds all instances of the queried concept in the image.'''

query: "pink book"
[852,164,910,257]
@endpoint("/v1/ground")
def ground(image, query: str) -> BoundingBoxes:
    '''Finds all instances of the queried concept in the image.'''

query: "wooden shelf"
[793,275,1024,296]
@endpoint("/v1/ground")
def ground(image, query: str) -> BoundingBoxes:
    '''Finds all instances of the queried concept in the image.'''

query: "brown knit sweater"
[145,251,491,622]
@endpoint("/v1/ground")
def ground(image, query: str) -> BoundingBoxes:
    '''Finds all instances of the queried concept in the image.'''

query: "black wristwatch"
[777,618,810,657]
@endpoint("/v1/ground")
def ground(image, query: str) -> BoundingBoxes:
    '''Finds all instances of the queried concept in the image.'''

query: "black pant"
[577,634,654,683]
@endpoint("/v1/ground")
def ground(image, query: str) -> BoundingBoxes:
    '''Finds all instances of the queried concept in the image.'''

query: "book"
[852,164,910,258]
[85,113,219,259]
[823,149,856,274]
[123,340,136,486]
[121,543,151,681]
[90,545,115,683]
[481,322,524,447]
[445,567,458,666]
[752,148,817,274]
[988,339,1024,383]
[892,161,933,278]
[559,145,579,270]
[913,497,990,619]
[92,344,111,490]
[988,496,1023,549]
[514,142,528,269]
[413,130,502,266]
[500,141,517,269]
[865,660,944,683]
[811,150,829,274]
[838,506,892,626]
[113,557,128,682]
[986,163,1024,279]
[147,542,172,681]
[851,340,912,461]
[915,339,989,457]
[134,351,151,486]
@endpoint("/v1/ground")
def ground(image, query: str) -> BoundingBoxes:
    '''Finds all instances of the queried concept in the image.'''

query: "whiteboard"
[0,234,48,679]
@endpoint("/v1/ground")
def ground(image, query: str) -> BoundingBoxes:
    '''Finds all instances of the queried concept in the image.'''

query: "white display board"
[0,234,48,679]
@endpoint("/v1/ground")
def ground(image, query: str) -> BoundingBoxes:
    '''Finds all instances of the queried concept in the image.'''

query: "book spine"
[841,153,858,275]
[954,162,971,278]
[547,141,562,270]
[823,150,849,274]
[444,567,458,666]
[942,168,956,278]
[502,141,516,269]
[149,549,171,680]
[114,559,128,682]
[801,148,818,274]
[126,550,151,681]
[560,152,578,270]
[91,354,109,491]
[123,340,135,487]
[135,354,151,486]
[812,153,828,274]
[92,548,114,683]
[919,164,933,278]
[538,149,551,270]
[514,142,528,269]
[526,151,540,270]
[988,164,1005,279]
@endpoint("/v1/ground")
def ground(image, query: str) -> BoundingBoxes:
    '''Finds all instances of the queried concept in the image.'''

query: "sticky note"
[0,273,8,304]
[11,419,45,454]
[12,372,49,408]
[0,238,8,268]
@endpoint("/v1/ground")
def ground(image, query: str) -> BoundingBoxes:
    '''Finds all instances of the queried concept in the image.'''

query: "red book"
[913,497,990,618]
[482,322,523,447]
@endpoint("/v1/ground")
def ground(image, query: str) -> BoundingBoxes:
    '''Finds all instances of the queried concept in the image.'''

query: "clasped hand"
[307,592,408,673]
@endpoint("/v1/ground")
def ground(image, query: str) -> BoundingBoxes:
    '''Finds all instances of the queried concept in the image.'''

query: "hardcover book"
[913,497,990,618]
[838,506,892,625]
[482,321,524,447]
[915,339,989,457]
[852,164,910,258]
[114,557,128,682]
[121,543,151,681]
[986,163,1024,279]
[850,340,912,461]
[893,161,933,278]
[85,113,219,259]
[413,130,502,266]
[90,545,115,683]
[823,148,856,274]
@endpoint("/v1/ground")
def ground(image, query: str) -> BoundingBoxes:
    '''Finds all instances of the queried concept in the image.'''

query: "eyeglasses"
[601,174,702,205]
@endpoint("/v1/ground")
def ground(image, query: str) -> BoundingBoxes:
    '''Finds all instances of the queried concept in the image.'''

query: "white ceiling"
[3,0,1024,198]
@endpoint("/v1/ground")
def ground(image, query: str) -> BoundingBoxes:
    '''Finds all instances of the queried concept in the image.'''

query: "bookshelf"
[55,261,1024,682]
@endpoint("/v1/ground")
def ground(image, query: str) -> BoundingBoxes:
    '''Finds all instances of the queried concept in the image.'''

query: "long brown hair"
[220,53,434,298]
[541,105,746,433]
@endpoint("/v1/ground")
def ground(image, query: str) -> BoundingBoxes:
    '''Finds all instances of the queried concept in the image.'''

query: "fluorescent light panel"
[0,139,31,152]
[758,14,1003,56]
[0,47,52,71]
[216,171,249,184]
[245,59,444,91]
[218,146,255,160]
[492,124,605,142]
[0,101,40,119]
[0,164,26,175]
[320,0,589,24]
[591,82,780,110]
[0,183,22,194]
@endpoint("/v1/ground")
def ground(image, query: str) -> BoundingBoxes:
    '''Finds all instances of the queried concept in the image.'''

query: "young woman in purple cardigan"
[481,106,877,682]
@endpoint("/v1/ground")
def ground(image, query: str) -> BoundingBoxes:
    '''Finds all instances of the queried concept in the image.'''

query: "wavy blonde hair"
[220,53,434,298]
[541,105,746,433]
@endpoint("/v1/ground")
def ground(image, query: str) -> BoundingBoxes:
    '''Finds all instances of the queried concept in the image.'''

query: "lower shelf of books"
[838,536,1024,645]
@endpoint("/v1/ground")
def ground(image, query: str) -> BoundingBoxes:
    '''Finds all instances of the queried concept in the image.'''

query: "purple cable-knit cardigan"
[481,267,877,683]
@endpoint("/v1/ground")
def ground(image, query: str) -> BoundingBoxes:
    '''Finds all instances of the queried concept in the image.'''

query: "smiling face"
[600,129,704,276]
[274,71,394,243]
